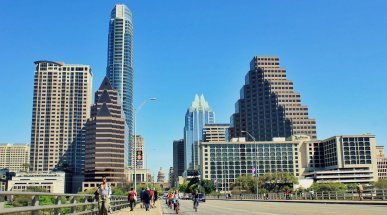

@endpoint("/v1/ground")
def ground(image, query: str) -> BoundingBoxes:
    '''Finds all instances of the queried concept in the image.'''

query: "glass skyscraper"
[184,94,215,171]
[106,4,134,166]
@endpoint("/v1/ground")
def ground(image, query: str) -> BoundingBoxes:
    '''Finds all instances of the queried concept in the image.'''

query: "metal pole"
[242,130,258,199]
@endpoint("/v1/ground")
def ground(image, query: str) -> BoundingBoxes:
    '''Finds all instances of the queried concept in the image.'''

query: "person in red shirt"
[128,188,137,211]
[149,188,155,208]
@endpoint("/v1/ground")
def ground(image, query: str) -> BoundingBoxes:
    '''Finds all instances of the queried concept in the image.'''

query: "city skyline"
[1,0,387,175]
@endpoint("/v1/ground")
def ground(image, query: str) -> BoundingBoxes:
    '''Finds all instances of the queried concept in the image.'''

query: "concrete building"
[173,139,185,179]
[106,4,135,167]
[8,172,66,193]
[84,77,128,188]
[230,56,317,141]
[184,94,215,171]
[200,134,378,191]
[202,124,230,142]
[377,158,387,179]
[376,145,384,158]
[169,167,174,187]
[0,144,30,172]
[30,61,92,174]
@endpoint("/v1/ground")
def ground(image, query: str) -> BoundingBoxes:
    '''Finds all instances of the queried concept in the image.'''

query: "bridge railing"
[0,191,129,215]
[207,189,387,201]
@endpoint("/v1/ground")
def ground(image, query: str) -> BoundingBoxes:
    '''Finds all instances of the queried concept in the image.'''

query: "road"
[161,199,387,215]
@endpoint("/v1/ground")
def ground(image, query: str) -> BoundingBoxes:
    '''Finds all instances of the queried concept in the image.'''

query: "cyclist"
[192,190,200,211]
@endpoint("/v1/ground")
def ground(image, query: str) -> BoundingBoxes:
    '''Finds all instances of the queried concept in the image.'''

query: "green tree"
[200,179,215,194]
[374,179,387,189]
[309,182,347,192]
[258,172,298,192]
[231,175,257,193]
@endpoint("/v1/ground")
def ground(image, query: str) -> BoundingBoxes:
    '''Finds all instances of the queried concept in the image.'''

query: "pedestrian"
[97,176,111,215]
[143,188,152,211]
[153,188,158,208]
[149,188,155,208]
[140,187,145,208]
[240,192,243,200]
[128,187,137,211]
[357,183,364,200]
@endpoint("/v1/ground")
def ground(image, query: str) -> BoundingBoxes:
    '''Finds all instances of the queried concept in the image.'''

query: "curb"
[207,199,387,206]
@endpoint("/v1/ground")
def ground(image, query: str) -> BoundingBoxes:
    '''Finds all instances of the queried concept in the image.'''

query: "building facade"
[230,56,317,141]
[84,77,128,186]
[30,61,92,174]
[200,135,378,191]
[106,4,134,167]
[202,124,230,142]
[8,172,66,193]
[173,139,185,179]
[377,158,387,179]
[376,145,385,158]
[184,94,215,171]
[0,144,30,172]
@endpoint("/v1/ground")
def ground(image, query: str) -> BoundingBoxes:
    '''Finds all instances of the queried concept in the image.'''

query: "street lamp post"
[242,130,259,199]
[134,98,157,192]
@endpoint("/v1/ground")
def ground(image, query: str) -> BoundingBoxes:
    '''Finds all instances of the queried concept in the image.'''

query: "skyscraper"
[184,94,215,171]
[173,139,185,178]
[106,4,134,166]
[30,61,92,174]
[84,77,127,185]
[230,56,317,141]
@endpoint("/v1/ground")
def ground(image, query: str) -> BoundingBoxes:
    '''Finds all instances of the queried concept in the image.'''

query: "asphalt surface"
[161,199,387,215]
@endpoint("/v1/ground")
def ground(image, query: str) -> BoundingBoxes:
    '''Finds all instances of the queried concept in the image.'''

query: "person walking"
[128,188,137,211]
[149,188,155,208]
[140,188,146,208]
[357,183,364,200]
[153,188,158,208]
[97,176,111,215]
[143,188,152,211]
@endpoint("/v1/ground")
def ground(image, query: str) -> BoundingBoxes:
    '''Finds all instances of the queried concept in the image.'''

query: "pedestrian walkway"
[114,201,163,215]
[217,198,387,205]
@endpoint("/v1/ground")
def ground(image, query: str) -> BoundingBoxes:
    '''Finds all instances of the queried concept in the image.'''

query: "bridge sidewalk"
[114,201,163,215]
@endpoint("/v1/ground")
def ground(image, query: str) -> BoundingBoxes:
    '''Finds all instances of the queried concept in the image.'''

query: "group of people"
[95,176,159,214]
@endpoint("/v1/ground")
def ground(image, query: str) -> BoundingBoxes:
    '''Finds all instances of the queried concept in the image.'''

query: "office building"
[30,61,92,174]
[169,167,174,187]
[132,135,144,169]
[84,77,128,187]
[8,171,66,193]
[230,56,317,141]
[0,144,30,172]
[200,134,378,191]
[106,4,134,167]
[377,158,387,179]
[376,145,385,158]
[173,139,185,178]
[202,124,230,142]
[184,94,215,171]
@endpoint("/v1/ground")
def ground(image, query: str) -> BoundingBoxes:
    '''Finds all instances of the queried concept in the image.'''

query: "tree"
[374,179,387,189]
[258,172,298,192]
[309,182,347,192]
[231,175,257,194]
[200,179,215,194]
[22,163,29,172]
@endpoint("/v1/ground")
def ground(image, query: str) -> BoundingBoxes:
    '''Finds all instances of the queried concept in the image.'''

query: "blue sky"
[1,0,387,176]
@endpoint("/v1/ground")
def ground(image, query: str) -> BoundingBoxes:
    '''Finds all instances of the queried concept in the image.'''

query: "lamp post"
[134,97,157,191]
[241,130,259,199]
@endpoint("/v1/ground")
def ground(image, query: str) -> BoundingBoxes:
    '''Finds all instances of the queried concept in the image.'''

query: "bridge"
[1,190,387,214]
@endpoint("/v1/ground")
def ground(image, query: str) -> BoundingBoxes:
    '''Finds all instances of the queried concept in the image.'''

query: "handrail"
[0,191,130,215]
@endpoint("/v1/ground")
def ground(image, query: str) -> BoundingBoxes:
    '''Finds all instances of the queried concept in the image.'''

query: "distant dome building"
[157,167,165,183]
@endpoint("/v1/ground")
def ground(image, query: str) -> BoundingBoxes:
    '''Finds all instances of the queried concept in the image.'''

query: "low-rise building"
[377,158,387,179]
[0,144,29,172]
[8,172,65,193]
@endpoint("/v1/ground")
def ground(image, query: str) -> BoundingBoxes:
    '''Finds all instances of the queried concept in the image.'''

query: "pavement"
[165,199,387,215]
[215,198,387,205]
[114,201,163,215]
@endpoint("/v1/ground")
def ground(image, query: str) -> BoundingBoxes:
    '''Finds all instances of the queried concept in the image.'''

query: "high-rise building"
[0,144,30,172]
[184,94,215,171]
[106,4,134,167]
[30,61,92,174]
[173,139,185,178]
[84,77,128,186]
[132,135,144,169]
[230,56,317,141]
[202,124,230,142]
